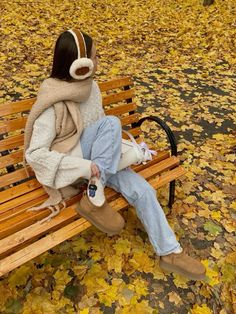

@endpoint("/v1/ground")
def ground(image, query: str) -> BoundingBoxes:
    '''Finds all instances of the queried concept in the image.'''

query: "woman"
[24,29,206,280]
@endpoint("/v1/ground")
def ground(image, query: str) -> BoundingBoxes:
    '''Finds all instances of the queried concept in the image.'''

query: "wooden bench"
[0,76,186,277]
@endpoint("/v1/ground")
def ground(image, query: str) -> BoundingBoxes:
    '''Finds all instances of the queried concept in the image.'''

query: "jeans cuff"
[157,243,182,257]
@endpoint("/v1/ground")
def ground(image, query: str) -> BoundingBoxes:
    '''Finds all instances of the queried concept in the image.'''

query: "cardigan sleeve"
[25,107,92,189]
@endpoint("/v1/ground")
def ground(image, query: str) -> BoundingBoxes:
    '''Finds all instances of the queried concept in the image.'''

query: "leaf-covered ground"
[0,0,235,313]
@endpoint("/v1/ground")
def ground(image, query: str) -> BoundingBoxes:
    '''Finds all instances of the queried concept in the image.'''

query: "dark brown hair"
[50,31,93,81]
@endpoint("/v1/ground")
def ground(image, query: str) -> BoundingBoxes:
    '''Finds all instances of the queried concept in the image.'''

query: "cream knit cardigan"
[23,77,94,223]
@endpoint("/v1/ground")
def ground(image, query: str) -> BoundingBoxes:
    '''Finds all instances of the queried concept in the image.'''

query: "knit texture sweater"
[24,77,104,221]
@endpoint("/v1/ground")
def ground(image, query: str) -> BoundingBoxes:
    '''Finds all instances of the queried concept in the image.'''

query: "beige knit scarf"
[23,77,93,223]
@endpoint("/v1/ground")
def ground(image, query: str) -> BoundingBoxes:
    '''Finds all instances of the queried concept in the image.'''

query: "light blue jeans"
[80,116,181,256]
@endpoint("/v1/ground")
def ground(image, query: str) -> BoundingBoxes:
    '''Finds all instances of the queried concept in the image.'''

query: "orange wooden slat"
[0,195,48,226]
[0,187,46,215]
[122,127,141,139]
[0,195,53,239]
[0,178,40,205]
[120,113,140,127]
[138,156,180,178]
[102,89,134,106]
[0,149,23,169]
[0,116,27,134]
[105,102,137,116]
[0,98,36,117]
[0,133,24,151]
[0,166,34,189]
[98,77,133,92]
[149,166,186,190]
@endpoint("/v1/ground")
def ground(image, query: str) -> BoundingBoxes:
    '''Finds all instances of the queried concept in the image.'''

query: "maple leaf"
[203,221,223,236]
[128,251,155,274]
[202,260,220,287]
[119,300,153,314]
[8,265,32,288]
[113,238,132,255]
[168,291,183,306]
[190,304,213,314]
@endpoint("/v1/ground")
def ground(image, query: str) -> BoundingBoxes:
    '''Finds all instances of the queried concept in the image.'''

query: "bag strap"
[122,129,143,155]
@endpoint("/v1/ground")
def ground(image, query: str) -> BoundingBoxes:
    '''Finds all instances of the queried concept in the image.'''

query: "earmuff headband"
[68,29,87,58]
[67,29,94,80]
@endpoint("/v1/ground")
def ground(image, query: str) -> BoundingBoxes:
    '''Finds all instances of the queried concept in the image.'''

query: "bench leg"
[168,180,175,209]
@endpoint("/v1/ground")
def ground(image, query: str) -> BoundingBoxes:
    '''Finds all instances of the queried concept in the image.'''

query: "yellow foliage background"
[0,0,235,313]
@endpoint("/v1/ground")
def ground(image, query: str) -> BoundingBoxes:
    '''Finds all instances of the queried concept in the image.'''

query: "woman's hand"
[91,162,100,179]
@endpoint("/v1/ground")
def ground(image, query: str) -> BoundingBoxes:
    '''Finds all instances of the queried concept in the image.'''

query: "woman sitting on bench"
[24,29,205,281]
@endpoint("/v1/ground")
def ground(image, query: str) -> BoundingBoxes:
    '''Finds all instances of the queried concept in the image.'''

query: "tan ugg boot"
[159,251,206,280]
[76,192,125,235]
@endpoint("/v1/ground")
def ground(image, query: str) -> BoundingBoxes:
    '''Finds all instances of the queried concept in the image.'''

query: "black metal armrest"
[137,116,177,156]
[137,115,178,209]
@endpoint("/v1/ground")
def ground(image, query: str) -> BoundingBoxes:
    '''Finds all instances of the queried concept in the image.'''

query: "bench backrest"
[0,77,141,198]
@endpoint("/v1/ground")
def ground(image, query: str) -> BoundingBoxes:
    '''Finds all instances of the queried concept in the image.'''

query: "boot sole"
[76,202,122,235]
[159,259,206,281]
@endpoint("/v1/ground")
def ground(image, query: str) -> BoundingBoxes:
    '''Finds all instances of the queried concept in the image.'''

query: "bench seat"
[0,77,186,277]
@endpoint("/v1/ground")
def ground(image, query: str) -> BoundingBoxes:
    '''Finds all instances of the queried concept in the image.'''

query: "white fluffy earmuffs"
[68,29,94,80]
